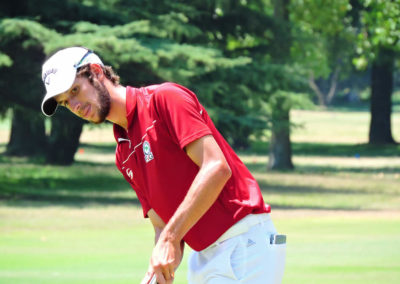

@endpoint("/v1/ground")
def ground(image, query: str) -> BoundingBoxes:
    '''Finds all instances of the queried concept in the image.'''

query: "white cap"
[41,47,103,116]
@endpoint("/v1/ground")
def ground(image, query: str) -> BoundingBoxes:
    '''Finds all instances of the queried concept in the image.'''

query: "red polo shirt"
[114,82,269,251]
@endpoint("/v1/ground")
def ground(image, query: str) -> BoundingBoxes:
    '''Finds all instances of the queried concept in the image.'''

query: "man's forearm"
[159,159,231,245]
[149,135,231,283]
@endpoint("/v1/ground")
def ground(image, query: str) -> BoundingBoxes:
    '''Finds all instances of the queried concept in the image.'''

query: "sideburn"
[92,79,111,123]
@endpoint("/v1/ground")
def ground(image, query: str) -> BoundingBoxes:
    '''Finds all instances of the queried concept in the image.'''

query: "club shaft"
[149,275,157,284]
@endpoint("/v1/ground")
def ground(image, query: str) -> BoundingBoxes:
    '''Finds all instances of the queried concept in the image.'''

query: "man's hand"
[150,233,183,284]
[141,238,184,284]
[145,210,184,284]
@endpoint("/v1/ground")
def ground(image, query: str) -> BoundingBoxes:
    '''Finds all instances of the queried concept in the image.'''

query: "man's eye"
[71,87,79,95]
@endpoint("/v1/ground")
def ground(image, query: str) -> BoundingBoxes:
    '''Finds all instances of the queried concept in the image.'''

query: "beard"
[92,79,111,124]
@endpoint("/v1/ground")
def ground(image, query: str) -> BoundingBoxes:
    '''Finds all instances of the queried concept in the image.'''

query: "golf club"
[149,275,157,284]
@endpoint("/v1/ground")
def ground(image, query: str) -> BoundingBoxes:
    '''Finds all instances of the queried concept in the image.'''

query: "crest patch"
[143,141,154,163]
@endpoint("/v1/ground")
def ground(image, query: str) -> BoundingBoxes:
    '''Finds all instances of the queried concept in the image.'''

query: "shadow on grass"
[246,162,400,175]
[79,143,116,154]
[293,143,400,157]
[258,181,397,196]
[258,183,380,211]
[0,150,137,208]
[297,165,400,174]
[2,140,399,210]
[0,169,140,207]
[245,142,400,157]
[71,159,119,168]
[0,192,140,208]
[2,175,129,192]
[268,204,364,211]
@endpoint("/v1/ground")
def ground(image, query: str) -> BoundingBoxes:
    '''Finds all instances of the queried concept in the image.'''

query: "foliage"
[290,0,355,78]
[4,0,395,161]
[354,0,400,69]
[0,1,268,162]
[0,20,50,116]
[0,52,11,67]
[289,0,361,107]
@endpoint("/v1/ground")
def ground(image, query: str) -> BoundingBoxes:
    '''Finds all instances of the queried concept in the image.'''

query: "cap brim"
[41,96,59,116]
[40,66,78,116]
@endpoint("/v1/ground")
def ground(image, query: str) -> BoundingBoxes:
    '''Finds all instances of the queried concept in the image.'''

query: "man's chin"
[91,116,106,124]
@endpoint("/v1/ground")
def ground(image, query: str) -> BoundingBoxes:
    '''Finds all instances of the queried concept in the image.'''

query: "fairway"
[1,109,400,283]
[1,208,399,284]
[278,211,400,284]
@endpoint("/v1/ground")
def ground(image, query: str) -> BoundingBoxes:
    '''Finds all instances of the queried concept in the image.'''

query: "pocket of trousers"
[268,242,286,284]
[188,237,242,284]
[229,237,247,280]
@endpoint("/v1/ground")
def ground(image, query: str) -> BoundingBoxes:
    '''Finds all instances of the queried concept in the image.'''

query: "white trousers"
[188,214,286,284]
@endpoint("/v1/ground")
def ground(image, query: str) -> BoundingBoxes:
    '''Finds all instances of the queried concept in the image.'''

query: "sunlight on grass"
[291,109,400,144]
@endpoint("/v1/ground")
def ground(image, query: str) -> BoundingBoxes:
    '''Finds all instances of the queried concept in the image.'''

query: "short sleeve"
[154,83,212,149]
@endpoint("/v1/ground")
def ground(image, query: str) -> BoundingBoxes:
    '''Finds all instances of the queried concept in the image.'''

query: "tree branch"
[326,66,341,104]
[308,71,325,106]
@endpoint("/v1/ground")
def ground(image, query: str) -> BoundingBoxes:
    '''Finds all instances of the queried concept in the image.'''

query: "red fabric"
[114,82,269,251]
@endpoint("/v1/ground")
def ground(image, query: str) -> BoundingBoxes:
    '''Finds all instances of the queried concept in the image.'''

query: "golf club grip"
[149,275,157,284]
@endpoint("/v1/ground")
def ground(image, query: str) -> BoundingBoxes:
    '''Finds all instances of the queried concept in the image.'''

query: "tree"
[0,0,118,163]
[177,0,306,167]
[266,0,295,170]
[0,19,51,157]
[353,0,400,144]
[0,0,256,164]
[290,0,356,107]
[369,47,395,144]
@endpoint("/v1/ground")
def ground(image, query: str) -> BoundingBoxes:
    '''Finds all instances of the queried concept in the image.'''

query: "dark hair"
[76,64,120,86]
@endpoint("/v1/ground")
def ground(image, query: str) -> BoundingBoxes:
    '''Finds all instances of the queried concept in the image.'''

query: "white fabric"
[188,214,286,284]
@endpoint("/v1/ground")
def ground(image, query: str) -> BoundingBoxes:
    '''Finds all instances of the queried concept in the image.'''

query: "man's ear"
[89,63,104,79]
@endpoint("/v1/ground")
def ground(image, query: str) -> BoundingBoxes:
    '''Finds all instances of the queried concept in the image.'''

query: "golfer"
[40,47,286,284]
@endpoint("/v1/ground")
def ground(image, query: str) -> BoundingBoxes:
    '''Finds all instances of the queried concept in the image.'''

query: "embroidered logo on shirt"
[126,168,133,180]
[143,141,154,163]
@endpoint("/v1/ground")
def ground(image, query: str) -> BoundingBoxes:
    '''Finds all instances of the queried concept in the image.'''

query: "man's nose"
[68,98,81,113]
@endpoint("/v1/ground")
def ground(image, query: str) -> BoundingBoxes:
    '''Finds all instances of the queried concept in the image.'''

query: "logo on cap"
[43,68,58,85]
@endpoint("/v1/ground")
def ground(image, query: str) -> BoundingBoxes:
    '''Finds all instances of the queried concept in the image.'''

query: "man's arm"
[149,134,232,284]
[148,209,166,244]
[141,209,185,284]
[140,209,165,284]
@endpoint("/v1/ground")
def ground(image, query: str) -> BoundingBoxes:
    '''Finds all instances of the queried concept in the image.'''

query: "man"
[41,46,286,284]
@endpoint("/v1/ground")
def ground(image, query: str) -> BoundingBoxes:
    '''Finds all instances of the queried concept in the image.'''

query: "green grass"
[290,109,400,144]
[0,207,399,284]
[279,213,400,284]
[1,108,400,283]
[1,145,399,211]
[0,207,167,283]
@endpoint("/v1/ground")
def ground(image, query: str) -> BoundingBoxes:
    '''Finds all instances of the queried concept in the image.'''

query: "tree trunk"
[46,109,84,165]
[268,98,294,170]
[369,47,396,144]
[273,0,291,58]
[268,0,294,170]
[6,107,47,157]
